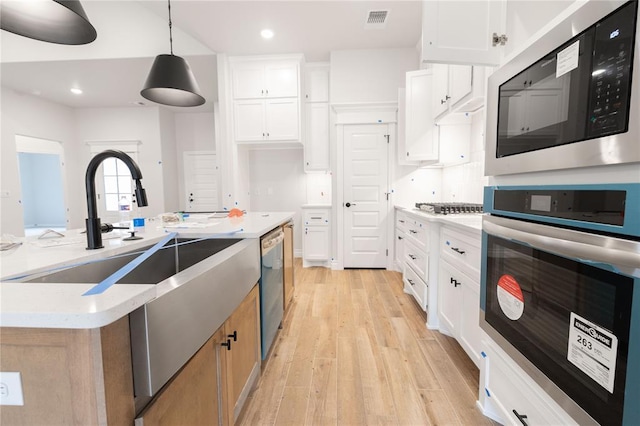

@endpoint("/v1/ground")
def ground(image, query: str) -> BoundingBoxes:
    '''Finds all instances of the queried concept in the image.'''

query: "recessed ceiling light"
[261,29,274,39]
[70,87,83,95]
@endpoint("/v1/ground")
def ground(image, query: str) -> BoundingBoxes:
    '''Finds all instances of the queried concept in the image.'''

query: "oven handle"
[483,216,640,277]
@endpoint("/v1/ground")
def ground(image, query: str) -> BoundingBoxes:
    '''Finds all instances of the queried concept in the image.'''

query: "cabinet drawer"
[405,218,429,251]
[403,264,428,311]
[396,210,410,232]
[440,227,480,277]
[485,342,577,426]
[304,210,329,226]
[404,239,428,283]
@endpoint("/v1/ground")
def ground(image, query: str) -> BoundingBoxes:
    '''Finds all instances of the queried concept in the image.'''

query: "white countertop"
[0,212,293,329]
[395,205,483,235]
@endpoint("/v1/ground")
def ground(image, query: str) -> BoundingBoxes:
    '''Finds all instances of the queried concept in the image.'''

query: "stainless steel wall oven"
[480,184,640,425]
[485,0,639,176]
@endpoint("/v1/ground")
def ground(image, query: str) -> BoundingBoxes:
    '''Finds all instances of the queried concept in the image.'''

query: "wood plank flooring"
[238,260,494,426]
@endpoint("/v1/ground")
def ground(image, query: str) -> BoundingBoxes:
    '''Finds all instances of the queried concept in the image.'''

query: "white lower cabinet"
[302,207,330,266]
[438,259,482,367]
[481,340,578,426]
[398,211,430,313]
[437,225,484,367]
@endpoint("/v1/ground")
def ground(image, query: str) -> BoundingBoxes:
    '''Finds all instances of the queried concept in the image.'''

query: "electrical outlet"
[0,372,24,406]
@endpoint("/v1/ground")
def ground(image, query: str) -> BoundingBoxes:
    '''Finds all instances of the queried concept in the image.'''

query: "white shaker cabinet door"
[232,62,266,99]
[304,103,330,170]
[265,98,299,141]
[421,0,506,66]
[405,70,439,163]
[265,61,299,98]
[234,100,266,141]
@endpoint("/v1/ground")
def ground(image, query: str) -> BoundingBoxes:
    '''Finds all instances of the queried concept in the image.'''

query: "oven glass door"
[485,233,633,425]
[496,0,637,158]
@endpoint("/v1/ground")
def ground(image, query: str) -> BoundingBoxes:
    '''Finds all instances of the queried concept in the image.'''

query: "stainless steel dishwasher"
[260,227,285,359]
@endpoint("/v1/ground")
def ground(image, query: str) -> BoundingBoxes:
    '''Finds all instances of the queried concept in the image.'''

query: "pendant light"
[0,0,96,45]
[140,0,205,107]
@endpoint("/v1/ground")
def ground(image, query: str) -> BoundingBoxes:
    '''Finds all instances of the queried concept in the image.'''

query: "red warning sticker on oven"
[497,274,524,320]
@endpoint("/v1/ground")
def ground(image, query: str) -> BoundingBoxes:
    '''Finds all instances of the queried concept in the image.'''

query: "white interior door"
[343,124,389,268]
[184,151,219,212]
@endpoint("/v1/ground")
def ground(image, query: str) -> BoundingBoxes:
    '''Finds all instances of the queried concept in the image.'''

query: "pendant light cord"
[167,0,173,55]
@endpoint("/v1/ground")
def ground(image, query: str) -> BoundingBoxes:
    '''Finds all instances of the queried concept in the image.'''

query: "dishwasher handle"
[261,230,284,254]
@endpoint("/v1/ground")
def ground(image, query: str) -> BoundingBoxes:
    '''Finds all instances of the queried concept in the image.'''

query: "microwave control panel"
[587,1,637,137]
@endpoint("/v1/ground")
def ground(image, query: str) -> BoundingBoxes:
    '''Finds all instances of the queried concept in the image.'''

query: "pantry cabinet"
[230,56,302,143]
[405,69,439,163]
[303,64,330,171]
[421,0,506,66]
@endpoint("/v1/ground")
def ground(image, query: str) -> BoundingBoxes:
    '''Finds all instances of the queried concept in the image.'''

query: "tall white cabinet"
[303,63,330,171]
[229,56,303,143]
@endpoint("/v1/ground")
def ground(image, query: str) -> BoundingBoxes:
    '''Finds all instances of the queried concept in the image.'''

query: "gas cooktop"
[415,202,483,215]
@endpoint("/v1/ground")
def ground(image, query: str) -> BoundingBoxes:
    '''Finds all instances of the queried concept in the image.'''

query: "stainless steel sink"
[25,238,241,284]
[23,235,261,416]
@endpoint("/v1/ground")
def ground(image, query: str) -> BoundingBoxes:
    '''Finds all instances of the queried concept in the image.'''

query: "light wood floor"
[238,259,495,426]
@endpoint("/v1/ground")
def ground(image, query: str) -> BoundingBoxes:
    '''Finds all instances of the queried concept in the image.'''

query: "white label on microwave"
[567,312,618,393]
[497,274,524,320]
[556,40,580,78]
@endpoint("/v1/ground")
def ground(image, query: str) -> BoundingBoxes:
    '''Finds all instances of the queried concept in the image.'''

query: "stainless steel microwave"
[485,0,639,176]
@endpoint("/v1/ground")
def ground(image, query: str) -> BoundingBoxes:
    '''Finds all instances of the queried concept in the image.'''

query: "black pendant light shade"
[0,0,97,45]
[141,54,205,107]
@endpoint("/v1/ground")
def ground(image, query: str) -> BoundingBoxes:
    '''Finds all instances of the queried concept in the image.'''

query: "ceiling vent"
[365,10,389,29]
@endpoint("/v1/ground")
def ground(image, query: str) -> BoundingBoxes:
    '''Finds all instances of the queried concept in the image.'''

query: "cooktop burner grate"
[415,202,483,215]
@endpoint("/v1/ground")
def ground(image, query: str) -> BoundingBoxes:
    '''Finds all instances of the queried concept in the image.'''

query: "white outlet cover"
[0,372,24,406]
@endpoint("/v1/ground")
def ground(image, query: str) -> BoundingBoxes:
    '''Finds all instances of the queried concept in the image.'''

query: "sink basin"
[25,238,240,284]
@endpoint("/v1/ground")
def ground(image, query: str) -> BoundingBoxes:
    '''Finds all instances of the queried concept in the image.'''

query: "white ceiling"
[0,1,422,113]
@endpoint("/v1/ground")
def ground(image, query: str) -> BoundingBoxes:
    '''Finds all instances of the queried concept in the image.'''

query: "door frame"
[333,102,397,271]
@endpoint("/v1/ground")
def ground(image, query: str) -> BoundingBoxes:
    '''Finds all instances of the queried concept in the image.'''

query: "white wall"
[175,112,216,210]
[74,107,167,219]
[330,48,419,104]
[392,167,443,209]
[159,108,179,212]
[0,88,79,235]
[248,148,305,251]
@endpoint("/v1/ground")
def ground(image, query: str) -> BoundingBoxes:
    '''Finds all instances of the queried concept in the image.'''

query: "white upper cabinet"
[304,64,329,102]
[405,69,439,163]
[230,55,302,143]
[421,0,506,66]
[432,64,486,122]
[232,59,299,99]
[303,63,330,171]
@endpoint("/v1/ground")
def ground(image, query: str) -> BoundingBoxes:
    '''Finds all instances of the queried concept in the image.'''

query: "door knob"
[345,202,356,207]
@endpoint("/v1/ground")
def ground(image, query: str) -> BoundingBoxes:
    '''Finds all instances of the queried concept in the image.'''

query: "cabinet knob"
[450,277,461,287]
[441,98,447,104]
[261,89,264,95]
[408,254,417,260]
[398,236,403,240]
[451,247,466,255]
[408,279,415,286]
[228,330,237,342]
[406,152,410,157]
[221,339,232,351]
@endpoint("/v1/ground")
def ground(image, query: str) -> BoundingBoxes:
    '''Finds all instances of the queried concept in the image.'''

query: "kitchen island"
[0,211,293,426]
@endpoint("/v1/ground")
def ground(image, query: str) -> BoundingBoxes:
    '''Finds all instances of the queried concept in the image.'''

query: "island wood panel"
[0,317,132,426]
[135,327,226,426]
[224,284,260,425]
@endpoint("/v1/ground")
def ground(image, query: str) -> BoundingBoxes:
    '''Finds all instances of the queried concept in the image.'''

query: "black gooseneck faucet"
[85,150,148,249]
